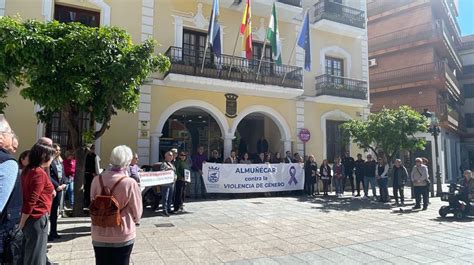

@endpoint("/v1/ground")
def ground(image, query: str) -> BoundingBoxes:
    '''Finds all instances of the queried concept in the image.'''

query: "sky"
[458,0,474,36]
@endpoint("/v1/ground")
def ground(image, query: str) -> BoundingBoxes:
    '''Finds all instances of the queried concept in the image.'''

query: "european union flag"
[297,11,311,71]
[207,0,221,57]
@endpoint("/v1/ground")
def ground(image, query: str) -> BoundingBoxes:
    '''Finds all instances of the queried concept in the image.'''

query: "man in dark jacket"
[49,144,67,241]
[342,152,355,196]
[0,115,22,264]
[392,159,408,206]
[256,137,269,155]
[354,154,365,197]
[363,154,377,199]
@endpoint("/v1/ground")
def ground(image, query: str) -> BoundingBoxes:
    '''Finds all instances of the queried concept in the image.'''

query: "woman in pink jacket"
[90,145,142,265]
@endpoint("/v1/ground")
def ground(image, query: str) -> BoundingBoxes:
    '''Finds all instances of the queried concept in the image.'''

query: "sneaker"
[355,194,360,197]
[352,192,355,196]
[412,205,421,210]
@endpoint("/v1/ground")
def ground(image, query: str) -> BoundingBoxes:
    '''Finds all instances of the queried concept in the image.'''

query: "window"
[54,5,100,27]
[252,42,272,74]
[182,29,213,66]
[466,113,474,128]
[325,56,344,85]
[464,83,474,98]
[326,120,348,163]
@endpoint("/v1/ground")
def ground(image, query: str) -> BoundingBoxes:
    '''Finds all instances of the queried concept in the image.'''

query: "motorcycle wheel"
[438,206,449,218]
[143,189,156,208]
[454,210,465,220]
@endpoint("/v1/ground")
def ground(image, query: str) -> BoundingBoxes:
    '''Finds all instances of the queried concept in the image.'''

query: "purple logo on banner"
[288,166,298,185]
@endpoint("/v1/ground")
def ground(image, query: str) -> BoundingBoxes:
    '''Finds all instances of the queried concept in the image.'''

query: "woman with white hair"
[411,157,429,210]
[90,145,142,265]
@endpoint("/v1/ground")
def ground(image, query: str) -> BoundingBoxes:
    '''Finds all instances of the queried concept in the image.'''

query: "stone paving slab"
[48,193,474,264]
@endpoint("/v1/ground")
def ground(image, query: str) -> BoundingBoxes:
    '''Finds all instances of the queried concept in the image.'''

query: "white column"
[0,0,5,16]
[223,133,235,159]
[150,132,162,164]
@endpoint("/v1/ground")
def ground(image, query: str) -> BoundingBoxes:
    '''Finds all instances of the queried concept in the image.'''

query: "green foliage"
[0,17,170,138]
[342,106,428,163]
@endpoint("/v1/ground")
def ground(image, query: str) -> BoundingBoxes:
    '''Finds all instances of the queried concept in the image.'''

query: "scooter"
[439,183,474,220]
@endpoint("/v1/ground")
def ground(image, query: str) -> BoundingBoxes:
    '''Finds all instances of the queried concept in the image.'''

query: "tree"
[342,106,428,163]
[0,17,171,215]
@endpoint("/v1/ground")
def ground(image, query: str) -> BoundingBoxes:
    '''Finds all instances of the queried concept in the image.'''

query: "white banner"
[202,163,304,193]
[140,171,175,188]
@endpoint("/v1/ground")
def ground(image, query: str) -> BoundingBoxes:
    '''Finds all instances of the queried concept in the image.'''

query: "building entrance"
[234,113,282,161]
[159,108,222,160]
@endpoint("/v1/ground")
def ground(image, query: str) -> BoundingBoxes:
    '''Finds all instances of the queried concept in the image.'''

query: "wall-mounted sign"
[225,93,238,118]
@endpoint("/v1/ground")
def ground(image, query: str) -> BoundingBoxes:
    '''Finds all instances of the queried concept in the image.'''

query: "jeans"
[49,191,61,237]
[161,183,174,213]
[393,185,405,204]
[355,175,364,195]
[23,215,48,265]
[343,172,355,194]
[378,178,389,202]
[334,178,343,195]
[414,186,428,208]
[322,179,330,195]
[363,176,377,197]
[174,180,186,211]
[93,244,133,265]
[65,177,74,207]
[305,180,315,195]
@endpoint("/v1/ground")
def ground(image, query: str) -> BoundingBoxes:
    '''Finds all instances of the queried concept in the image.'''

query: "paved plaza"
[49,193,474,264]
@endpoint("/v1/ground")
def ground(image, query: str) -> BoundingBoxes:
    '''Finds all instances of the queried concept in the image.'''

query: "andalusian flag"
[266,3,282,65]
[240,0,252,60]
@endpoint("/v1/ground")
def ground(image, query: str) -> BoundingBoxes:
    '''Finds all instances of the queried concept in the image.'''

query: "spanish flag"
[240,0,252,60]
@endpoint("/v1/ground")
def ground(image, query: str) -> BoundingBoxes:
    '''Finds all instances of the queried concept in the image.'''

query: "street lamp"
[422,109,442,197]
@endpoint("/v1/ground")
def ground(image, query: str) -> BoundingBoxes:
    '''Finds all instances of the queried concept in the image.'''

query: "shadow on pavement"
[55,226,91,242]
[301,196,393,212]
[430,216,474,223]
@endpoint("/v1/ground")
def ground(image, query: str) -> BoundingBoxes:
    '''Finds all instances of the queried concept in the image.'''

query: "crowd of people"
[2,119,474,264]
[0,114,143,265]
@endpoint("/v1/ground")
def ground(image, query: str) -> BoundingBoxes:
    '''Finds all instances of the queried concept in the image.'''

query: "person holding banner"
[160,152,176,217]
[320,159,332,196]
[174,152,189,213]
[239,153,252,164]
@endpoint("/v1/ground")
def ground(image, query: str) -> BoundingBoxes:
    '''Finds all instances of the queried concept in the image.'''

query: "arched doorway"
[152,100,229,163]
[159,107,223,159]
[231,106,292,160]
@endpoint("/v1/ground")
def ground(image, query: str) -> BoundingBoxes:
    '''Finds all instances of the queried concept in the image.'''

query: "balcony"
[367,0,414,18]
[315,74,368,100]
[163,47,303,97]
[368,20,461,71]
[277,0,301,7]
[370,61,461,98]
[311,0,365,29]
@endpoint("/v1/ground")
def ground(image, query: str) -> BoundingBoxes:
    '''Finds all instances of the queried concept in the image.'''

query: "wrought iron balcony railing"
[277,0,302,7]
[315,74,368,100]
[311,0,365,29]
[164,46,303,89]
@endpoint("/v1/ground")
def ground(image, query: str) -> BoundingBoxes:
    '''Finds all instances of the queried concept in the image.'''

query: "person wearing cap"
[174,151,189,212]
[411,157,429,210]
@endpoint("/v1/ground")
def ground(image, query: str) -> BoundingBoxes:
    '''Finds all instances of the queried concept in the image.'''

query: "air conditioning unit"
[369,58,377,67]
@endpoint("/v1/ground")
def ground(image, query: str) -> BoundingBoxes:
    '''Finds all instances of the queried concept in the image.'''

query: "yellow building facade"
[2,0,369,165]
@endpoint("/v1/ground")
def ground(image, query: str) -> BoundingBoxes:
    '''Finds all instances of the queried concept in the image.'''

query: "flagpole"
[281,39,297,85]
[256,39,268,80]
[201,37,209,74]
[227,31,241,78]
